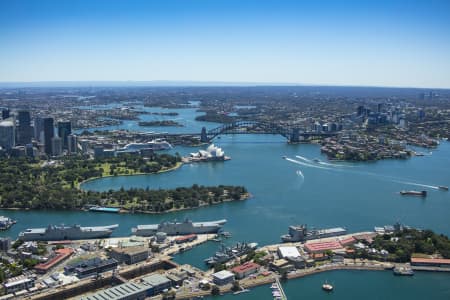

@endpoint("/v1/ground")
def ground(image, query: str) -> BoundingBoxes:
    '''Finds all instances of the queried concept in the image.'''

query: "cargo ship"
[132,219,227,236]
[204,242,258,266]
[281,224,347,242]
[399,190,427,197]
[18,224,119,241]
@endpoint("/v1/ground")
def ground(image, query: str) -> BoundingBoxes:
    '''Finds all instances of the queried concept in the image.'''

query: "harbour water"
[1,104,450,299]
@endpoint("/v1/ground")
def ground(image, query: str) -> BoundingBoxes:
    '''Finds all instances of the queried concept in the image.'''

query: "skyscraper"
[43,117,54,155]
[57,121,72,149]
[51,136,62,156]
[1,109,10,120]
[34,116,44,142]
[0,119,15,150]
[68,134,78,154]
[16,110,33,145]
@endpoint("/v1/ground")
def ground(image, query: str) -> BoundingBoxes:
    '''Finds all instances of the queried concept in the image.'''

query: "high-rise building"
[16,110,33,145]
[43,117,54,155]
[51,136,62,157]
[57,121,72,149]
[34,116,45,142]
[1,109,10,120]
[68,134,78,154]
[0,119,15,150]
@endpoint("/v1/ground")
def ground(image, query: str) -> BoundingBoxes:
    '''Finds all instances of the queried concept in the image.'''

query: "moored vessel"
[204,242,258,266]
[393,266,414,276]
[281,224,346,242]
[0,216,16,231]
[132,218,227,236]
[18,224,118,241]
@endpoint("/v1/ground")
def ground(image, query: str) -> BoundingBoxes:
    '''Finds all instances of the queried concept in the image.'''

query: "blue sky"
[1,0,450,88]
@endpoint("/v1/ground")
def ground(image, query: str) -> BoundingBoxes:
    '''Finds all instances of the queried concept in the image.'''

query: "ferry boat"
[393,266,414,276]
[132,219,227,236]
[322,281,333,292]
[400,190,427,197]
[18,224,118,241]
[88,206,120,213]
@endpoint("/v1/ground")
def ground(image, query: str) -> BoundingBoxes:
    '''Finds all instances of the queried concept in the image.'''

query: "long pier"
[274,277,288,300]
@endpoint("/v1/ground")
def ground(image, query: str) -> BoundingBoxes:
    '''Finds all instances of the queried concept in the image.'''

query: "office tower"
[1,109,10,120]
[34,116,44,142]
[43,117,54,155]
[68,134,78,154]
[57,121,72,149]
[0,119,15,150]
[16,110,33,145]
[51,136,62,156]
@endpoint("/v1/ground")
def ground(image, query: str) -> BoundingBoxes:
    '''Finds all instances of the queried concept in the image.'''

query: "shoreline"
[77,161,183,189]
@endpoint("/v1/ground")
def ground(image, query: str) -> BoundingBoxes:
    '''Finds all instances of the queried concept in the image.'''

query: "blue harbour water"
[1,105,450,299]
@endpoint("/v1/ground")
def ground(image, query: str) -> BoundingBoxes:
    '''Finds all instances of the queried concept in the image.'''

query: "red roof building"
[34,248,74,274]
[231,262,261,279]
[175,234,197,244]
[304,241,343,253]
[411,257,450,268]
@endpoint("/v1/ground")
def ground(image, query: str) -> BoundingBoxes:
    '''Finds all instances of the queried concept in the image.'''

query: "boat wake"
[296,169,305,179]
[295,155,352,168]
[285,157,331,170]
[392,180,439,190]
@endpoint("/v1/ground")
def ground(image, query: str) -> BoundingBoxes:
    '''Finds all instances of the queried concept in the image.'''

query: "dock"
[273,277,288,300]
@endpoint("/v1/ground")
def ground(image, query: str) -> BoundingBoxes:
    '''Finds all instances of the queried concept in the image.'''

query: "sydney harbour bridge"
[149,120,337,143]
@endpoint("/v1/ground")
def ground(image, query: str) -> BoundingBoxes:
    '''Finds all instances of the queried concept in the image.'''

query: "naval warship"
[18,224,119,241]
[204,242,259,266]
[132,218,227,236]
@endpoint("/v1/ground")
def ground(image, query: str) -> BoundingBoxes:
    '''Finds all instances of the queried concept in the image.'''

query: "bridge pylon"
[200,127,209,143]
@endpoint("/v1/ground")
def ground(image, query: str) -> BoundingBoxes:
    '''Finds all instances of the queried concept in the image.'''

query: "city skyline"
[1,0,450,88]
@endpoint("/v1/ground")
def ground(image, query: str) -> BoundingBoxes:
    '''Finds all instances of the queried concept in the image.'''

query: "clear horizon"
[1,0,450,88]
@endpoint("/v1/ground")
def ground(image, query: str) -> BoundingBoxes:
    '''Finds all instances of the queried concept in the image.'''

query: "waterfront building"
[212,270,235,285]
[16,110,33,145]
[64,257,118,278]
[51,136,62,156]
[140,274,172,296]
[278,246,301,259]
[34,248,74,273]
[67,134,78,154]
[231,262,261,279]
[80,282,149,300]
[270,259,295,273]
[3,277,35,294]
[174,234,197,244]
[43,117,54,155]
[57,121,72,149]
[109,246,150,265]
[0,119,15,150]
[410,257,450,268]
[304,240,343,253]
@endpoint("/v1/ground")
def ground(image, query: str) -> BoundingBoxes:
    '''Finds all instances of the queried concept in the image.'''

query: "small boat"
[282,156,287,159]
[400,190,427,197]
[322,281,333,292]
[313,158,321,163]
[438,186,449,191]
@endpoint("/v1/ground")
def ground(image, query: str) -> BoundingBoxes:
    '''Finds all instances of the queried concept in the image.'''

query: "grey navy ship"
[204,242,259,266]
[18,224,119,241]
[132,218,226,236]
[281,224,347,242]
